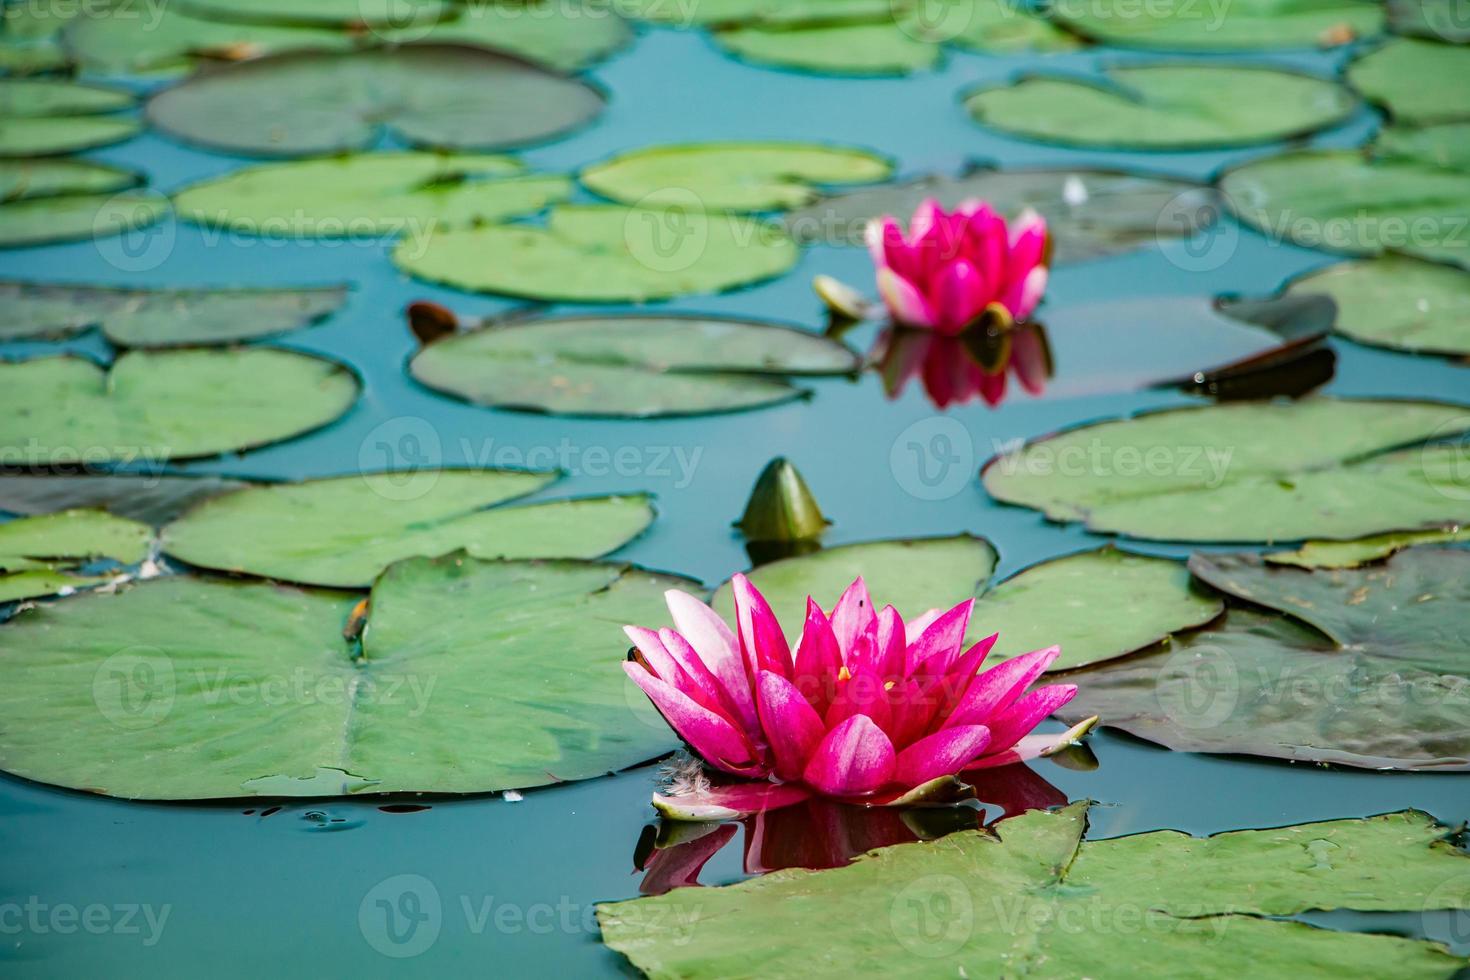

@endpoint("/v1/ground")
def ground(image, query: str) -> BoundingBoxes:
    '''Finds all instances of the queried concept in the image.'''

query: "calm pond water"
[3,24,1468,979]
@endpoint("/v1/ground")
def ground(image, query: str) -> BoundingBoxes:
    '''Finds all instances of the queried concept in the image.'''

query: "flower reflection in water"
[874,319,1053,410]
[634,760,1074,895]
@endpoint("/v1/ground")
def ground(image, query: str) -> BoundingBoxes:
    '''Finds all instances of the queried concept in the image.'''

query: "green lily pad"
[1283,255,1470,356]
[176,0,447,27]
[0,508,152,603]
[1062,547,1470,770]
[612,0,892,26]
[0,79,139,156]
[943,0,1085,53]
[0,39,70,75]
[64,2,355,77]
[0,190,168,248]
[0,554,687,798]
[160,471,655,587]
[410,315,859,418]
[1348,38,1470,123]
[714,18,939,76]
[784,165,1218,263]
[0,568,117,604]
[0,280,347,345]
[146,45,606,157]
[392,204,799,301]
[407,1,633,71]
[973,547,1223,670]
[1052,0,1383,50]
[964,64,1357,150]
[600,803,1470,977]
[710,535,999,642]
[1375,121,1470,170]
[1387,0,1470,43]
[174,152,571,238]
[0,474,251,525]
[983,398,1470,542]
[0,349,359,464]
[580,142,892,212]
[1220,148,1470,269]
[1266,527,1470,568]
[0,158,140,200]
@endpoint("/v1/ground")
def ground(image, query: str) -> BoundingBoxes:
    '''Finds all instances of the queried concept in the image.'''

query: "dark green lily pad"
[176,0,448,27]
[408,1,633,71]
[161,471,655,587]
[580,142,892,212]
[0,349,359,464]
[174,153,570,237]
[411,314,858,418]
[784,165,1218,262]
[0,508,153,603]
[1266,528,1470,568]
[964,64,1357,149]
[0,39,69,75]
[1375,121,1470,170]
[600,803,1470,977]
[0,474,251,525]
[1387,0,1470,42]
[710,535,999,642]
[1347,38,1470,123]
[0,280,347,345]
[0,554,686,798]
[146,45,606,157]
[1052,0,1382,50]
[983,398,1470,542]
[0,189,168,248]
[0,79,139,156]
[0,158,140,200]
[973,547,1223,670]
[1220,148,1470,269]
[1062,547,1470,770]
[1283,255,1470,356]
[392,204,799,301]
[714,18,941,76]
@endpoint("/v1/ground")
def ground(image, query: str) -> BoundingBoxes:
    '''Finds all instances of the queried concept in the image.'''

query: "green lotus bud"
[736,458,828,542]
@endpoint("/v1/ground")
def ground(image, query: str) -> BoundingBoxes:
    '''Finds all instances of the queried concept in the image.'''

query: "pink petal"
[932,258,988,335]
[981,684,1078,754]
[979,370,1007,407]
[877,268,937,330]
[802,715,896,797]
[756,671,828,782]
[1002,265,1049,323]
[732,573,792,681]
[964,210,1009,293]
[893,724,992,788]
[907,198,941,246]
[623,662,763,775]
[885,678,935,750]
[829,577,876,660]
[904,608,943,644]
[792,598,843,712]
[874,605,907,678]
[664,589,758,735]
[660,627,757,740]
[823,667,893,735]
[652,783,810,822]
[1007,210,1048,270]
[921,346,963,408]
[945,646,1060,728]
[905,599,974,677]
[627,626,731,722]
[938,633,998,714]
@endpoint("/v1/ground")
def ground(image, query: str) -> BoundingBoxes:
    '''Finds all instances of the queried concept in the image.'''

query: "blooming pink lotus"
[867,198,1050,335]
[623,575,1088,812]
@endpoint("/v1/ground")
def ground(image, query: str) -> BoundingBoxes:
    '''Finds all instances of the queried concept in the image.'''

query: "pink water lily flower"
[867,198,1050,335]
[622,575,1082,804]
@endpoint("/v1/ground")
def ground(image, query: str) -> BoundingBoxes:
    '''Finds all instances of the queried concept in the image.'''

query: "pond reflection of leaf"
[635,763,1068,895]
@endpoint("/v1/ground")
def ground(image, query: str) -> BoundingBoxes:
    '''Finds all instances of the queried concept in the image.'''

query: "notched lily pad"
[0,348,359,464]
[0,280,347,346]
[410,314,859,418]
[1063,547,1470,771]
[0,473,251,526]
[713,18,941,76]
[160,470,656,587]
[0,555,690,798]
[1052,0,1383,51]
[1266,527,1470,568]
[1282,255,1470,357]
[0,79,139,157]
[147,45,606,157]
[0,508,153,602]
[964,64,1357,150]
[1347,38,1470,124]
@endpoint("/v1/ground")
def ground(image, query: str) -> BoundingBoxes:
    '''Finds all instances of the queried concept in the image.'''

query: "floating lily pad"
[580,142,892,212]
[0,508,152,603]
[714,18,941,76]
[1063,547,1470,770]
[984,398,1470,542]
[0,79,139,156]
[0,474,250,525]
[1283,255,1470,356]
[600,803,1470,977]
[973,547,1223,670]
[146,46,606,157]
[0,554,687,798]
[408,1,633,71]
[0,349,359,464]
[411,315,859,418]
[0,190,168,248]
[1387,0,1470,43]
[174,153,570,238]
[1347,38,1470,123]
[392,204,799,301]
[1375,121,1470,170]
[0,280,347,345]
[1052,0,1382,50]
[0,158,140,200]
[784,165,1217,263]
[710,535,999,642]
[1221,148,1470,268]
[613,0,892,26]
[161,471,655,587]
[964,64,1357,149]
[1266,527,1470,568]
[176,0,448,27]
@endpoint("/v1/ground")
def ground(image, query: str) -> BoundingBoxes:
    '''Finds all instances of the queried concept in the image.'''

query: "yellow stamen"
[837,665,852,682]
